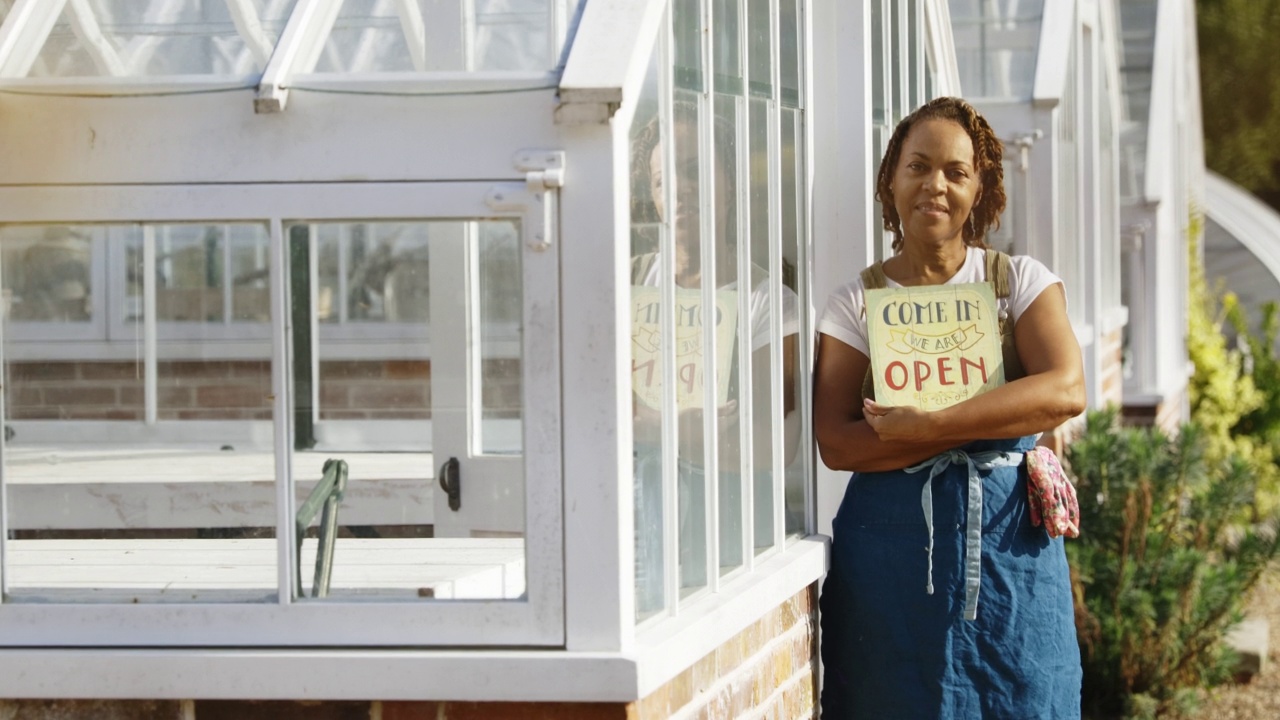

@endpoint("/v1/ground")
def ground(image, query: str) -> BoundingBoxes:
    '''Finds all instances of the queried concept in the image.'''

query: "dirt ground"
[1197,566,1280,719]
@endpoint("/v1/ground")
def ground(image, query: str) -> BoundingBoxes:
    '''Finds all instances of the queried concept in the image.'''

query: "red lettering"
[632,357,656,386]
[937,356,954,385]
[885,361,908,390]
[678,363,698,395]
[960,356,988,385]
[913,361,932,392]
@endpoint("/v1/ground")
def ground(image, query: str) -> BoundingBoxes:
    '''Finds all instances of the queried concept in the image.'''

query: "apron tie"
[904,449,1024,621]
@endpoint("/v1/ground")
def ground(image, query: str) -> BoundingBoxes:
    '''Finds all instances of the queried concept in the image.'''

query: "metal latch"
[515,150,566,192]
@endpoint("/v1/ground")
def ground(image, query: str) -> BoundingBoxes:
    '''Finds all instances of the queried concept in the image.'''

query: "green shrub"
[1067,409,1280,719]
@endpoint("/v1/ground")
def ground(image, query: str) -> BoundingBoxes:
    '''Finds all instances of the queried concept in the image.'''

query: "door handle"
[439,457,461,511]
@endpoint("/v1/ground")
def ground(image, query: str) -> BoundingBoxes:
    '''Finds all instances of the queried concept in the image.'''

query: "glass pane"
[124,225,270,325]
[747,0,771,98]
[1,225,93,324]
[313,223,430,324]
[669,94,709,599]
[782,108,805,537]
[18,0,299,78]
[951,0,1045,101]
[713,0,742,95]
[478,223,523,455]
[631,41,666,621]
[748,97,774,554]
[674,0,702,91]
[290,220,526,601]
[714,92,745,576]
[871,0,886,123]
[3,223,276,604]
[779,0,799,108]
[312,0,557,73]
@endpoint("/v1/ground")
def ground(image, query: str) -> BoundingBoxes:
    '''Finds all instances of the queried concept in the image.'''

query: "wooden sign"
[864,282,1005,410]
[631,287,739,410]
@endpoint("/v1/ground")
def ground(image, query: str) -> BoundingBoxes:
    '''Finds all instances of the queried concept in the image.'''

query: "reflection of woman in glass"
[630,103,799,614]
[813,97,1084,717]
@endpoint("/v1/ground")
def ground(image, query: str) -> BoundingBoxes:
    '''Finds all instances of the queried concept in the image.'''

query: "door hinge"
[515,149,566,192]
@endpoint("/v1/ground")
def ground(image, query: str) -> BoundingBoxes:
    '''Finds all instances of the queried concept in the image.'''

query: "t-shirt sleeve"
[817,279,871,356]
[1009,254,1064,323]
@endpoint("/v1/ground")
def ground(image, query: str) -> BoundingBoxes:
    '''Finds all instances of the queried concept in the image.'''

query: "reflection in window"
[631,0,808,623]
[1,226,92,323]
[14,0,300,78]
[125,224,270,324]
[315,223,431,324]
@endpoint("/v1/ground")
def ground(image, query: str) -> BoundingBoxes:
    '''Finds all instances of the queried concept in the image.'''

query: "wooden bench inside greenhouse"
[3,447,437,531]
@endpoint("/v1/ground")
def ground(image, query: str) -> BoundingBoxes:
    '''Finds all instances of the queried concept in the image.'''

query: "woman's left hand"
[862,399,937,443]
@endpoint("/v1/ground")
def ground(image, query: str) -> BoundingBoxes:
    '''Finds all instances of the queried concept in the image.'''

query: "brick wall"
[0,585,820,720]
[7,359,522,422]
[1097,325,1125,409]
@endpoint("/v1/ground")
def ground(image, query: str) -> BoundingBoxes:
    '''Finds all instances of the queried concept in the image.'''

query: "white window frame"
[0,181,563,648]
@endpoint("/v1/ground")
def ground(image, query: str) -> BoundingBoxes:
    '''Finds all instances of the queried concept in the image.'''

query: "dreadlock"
[875,96,1006,253]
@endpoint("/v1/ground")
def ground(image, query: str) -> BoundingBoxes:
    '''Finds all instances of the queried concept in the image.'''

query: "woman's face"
[648,122,733,265]
[890,118,982,250]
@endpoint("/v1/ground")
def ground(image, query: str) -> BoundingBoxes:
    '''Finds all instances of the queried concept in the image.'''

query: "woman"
[813,97,1085,717]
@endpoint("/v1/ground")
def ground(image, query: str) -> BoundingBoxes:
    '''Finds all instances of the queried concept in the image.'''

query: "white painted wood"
[0,90,557,185]
[555,0,667,123]
[269,216,296,605]
[0,538,822,701]
[922,0,959,95]
[810,0,874,537]
[558,120,631,651]
[4,448,435,530]
[0,0,69,78]
[0,649,641,701]
[4,538,524,602]
[1032,0,1076,108]
[142,225,158,425]
[255,0,343,112]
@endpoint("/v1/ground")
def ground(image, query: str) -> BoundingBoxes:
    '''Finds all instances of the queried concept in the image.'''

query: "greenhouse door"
[0,181,563,646]
[428,221,525,538]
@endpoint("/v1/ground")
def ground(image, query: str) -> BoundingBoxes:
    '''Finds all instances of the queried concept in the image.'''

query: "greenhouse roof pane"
[308,0,567,74]
[949,0,1044,101]
[1,0,299,78]
[1116,0,1157,201]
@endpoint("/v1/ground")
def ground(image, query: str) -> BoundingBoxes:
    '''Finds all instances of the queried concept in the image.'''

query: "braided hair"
[875,96,1006,253]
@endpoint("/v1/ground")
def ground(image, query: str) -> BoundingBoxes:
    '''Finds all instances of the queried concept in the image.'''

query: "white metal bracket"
[516,149,567,192]
[1008,130,1044,172]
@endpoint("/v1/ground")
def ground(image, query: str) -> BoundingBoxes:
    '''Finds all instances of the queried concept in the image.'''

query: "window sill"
[0,538,828,702]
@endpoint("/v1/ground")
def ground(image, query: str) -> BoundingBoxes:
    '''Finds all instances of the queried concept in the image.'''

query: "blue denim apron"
[820,436,1082,719]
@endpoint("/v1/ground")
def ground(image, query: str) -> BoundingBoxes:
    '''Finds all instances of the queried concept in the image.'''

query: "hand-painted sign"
[865,282,1005,410]
[631,287,739,410]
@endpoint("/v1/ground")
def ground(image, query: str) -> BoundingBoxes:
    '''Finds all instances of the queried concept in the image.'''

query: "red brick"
[319,384,350,409]
[196,384,272,409]
[383,701,628,720]
[10,363,77,381]
[349,384,427,410]
[195,700,368,720]
[158,361,233,379]
[320,360,384,379]
[384,360,430,379]
[78,362,145,380]
[44,386,117,406]
[0,699,183,719]
[11,387,43,407]
[229,361,271,378]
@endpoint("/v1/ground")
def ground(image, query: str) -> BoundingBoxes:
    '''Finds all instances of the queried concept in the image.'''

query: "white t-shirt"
[817,246,1063,357]
[636,258,801,351]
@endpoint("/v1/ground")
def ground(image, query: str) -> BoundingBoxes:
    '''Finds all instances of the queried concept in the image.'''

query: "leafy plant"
[1067,410,1280,719]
